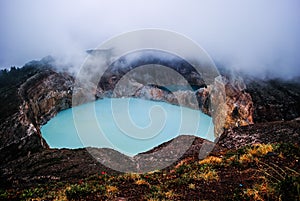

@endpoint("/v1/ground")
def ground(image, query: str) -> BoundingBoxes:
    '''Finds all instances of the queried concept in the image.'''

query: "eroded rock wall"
[245,78,300,122]
[0,69,73,163]
[99,74,254,137]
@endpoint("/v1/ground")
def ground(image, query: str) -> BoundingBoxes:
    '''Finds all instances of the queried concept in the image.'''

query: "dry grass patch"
[174,157,194,169]
[192,168,219,182]
[248,144,273,156]
[135,179,150,187]
[199,156,222,165]
[164,190,178,199]
[121,173,141,181]
[239,153,254,164]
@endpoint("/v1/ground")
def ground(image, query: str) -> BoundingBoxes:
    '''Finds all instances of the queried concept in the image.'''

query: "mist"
[0,0,300,79]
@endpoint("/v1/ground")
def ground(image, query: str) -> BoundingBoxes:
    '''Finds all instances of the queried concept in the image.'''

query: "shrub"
[65,183,94,200]
[19,187,46,199]
[277,175,300,201]
[0,189,8,200]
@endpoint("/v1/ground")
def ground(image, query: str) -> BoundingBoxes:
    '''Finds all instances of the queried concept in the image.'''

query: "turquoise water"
[41,98,214,156]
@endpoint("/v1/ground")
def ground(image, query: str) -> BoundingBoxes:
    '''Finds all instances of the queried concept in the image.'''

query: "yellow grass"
[188,183,196,190]
[106,185,118,194]
[239,153,253,164]
[165,190,177,199]
[193,168,219,181]
[245,189,264,201]
[122,173,140,180]
[248,144,273,156]
[175,157,193,169]
[135,179,150,187]
[239,144,274,165]
[199,156,222,165]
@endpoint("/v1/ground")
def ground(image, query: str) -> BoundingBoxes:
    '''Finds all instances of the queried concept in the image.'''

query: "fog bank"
[0,0,300,78]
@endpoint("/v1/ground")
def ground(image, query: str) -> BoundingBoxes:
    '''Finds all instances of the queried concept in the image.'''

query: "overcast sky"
[1,0,300,78]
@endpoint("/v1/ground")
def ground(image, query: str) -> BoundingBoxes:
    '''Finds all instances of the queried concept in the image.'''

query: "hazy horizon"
[1,0,300,78]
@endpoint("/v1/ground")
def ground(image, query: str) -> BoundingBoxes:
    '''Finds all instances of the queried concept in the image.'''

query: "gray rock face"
[0,69,73,163]
[100,74,254,137]
[20,70,73,125]
[245,77,300,122]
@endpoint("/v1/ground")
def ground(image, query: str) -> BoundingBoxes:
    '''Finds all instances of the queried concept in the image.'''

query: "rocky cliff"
[99,72,254,137]
[0,64,73,163]
[245,77,300,122]
[0,57,299,190]
[1,58,297,164]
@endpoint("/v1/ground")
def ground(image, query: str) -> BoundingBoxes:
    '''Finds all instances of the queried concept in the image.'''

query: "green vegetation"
[65,183,100,200]
[1,143,298,200]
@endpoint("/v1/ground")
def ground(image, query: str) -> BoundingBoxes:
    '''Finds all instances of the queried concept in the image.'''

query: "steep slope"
[0,61,73,163]
[245,77,300,122]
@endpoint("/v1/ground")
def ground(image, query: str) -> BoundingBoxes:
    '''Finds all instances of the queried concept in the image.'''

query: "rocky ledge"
[0,64,73,163]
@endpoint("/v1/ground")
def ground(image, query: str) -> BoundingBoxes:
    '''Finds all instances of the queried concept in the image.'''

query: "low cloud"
[0,0,299,79]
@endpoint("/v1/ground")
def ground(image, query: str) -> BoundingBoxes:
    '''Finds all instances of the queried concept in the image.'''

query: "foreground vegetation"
[0,143,299,201]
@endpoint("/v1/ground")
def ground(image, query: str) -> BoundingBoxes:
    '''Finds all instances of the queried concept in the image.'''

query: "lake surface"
[41,98,214,156]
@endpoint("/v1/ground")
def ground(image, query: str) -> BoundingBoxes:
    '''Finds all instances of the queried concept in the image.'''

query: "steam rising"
[1,0,300,78]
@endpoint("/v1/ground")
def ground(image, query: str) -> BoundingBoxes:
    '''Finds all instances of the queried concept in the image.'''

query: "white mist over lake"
[41,98,214,156]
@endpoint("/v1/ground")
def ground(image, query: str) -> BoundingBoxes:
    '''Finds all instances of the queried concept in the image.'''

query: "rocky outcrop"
[0,148,118,189]
[78,49,254,137]
[0,68,73,163]
[100,74,254,137]
[215,119,300,152]
[222,76,254,128]
[19,70,73,125]
[98,50,206,92]
[245,77,300,122]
